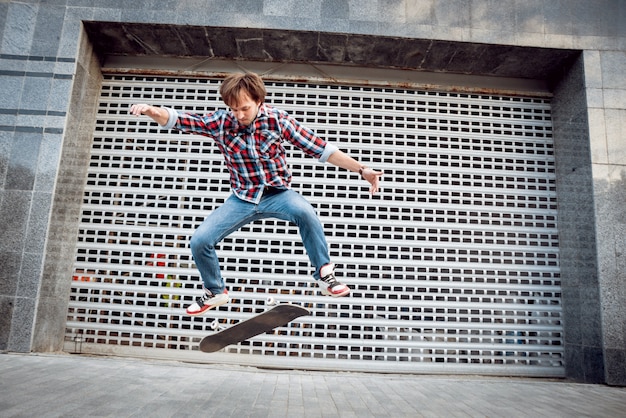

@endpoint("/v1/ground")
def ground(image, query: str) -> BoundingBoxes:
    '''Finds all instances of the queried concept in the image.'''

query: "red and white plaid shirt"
[163,104,337,203]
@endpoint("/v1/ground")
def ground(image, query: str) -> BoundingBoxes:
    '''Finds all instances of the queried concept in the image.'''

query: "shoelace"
[321,274,340,288]
[196,292,214,305]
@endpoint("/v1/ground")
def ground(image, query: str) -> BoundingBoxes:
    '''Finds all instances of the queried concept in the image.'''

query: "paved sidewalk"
[1,353,624,417]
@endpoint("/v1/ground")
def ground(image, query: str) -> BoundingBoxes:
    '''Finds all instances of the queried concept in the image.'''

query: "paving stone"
[1,353,625,418]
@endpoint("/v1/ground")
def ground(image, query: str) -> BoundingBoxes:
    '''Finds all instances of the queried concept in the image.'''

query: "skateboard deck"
[200,304,310,353]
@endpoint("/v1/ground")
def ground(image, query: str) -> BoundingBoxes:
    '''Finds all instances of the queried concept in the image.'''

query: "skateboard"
[200,303,310,353]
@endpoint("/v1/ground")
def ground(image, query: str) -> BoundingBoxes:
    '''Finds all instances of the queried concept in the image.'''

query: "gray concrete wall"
[0,0,624,385]
[552,53,604,383]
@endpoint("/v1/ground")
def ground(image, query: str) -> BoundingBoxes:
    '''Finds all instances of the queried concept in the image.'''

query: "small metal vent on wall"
[65,74,562,376]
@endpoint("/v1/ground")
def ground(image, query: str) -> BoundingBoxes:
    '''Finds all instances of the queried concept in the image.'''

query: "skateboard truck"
[209,319,223,331]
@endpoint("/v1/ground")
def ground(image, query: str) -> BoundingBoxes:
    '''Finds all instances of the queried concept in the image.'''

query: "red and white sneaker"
[186,288,229,316]
[318,264,350,297]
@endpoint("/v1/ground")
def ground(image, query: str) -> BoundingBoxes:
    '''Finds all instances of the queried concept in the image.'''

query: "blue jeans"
[189,190,331,293]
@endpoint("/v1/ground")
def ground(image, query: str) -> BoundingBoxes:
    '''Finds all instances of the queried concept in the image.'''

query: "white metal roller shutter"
[65,74,563,376]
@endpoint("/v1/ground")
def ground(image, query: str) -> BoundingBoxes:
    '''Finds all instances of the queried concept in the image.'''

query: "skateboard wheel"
[210,319,219,330]
[266,297,276,306]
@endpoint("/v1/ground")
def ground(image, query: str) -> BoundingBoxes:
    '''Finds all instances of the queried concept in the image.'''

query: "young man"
[130,72,383,316]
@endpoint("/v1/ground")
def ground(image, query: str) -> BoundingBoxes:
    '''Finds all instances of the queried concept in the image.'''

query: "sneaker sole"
[321,288,350,297]
[186,299,230,316]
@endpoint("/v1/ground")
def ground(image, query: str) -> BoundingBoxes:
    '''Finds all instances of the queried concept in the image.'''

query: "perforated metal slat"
[65,75,562,376]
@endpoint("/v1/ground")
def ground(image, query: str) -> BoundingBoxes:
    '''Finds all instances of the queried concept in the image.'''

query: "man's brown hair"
[220,72,267,107]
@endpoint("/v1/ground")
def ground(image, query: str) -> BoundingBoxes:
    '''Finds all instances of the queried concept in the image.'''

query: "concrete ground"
[1,352,624,417]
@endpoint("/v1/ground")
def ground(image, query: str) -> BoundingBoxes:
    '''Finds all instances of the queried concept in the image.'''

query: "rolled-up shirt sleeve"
[160,107,179,129]
[319,142,338,163]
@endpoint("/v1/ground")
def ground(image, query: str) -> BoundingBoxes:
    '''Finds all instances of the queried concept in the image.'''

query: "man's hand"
[129,104,169,125]
[361,167,383,195]
[326,150,383,195]
[130,103,152,116]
